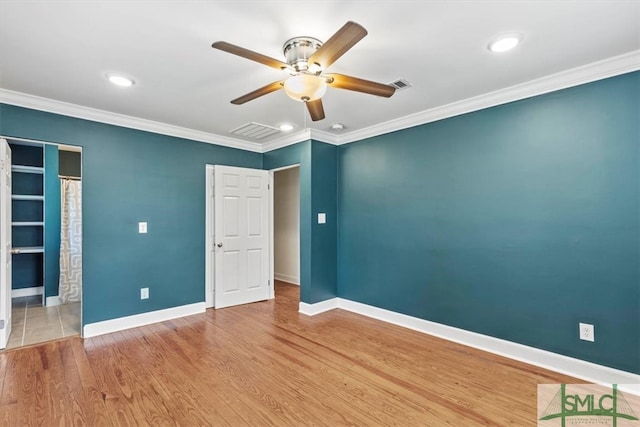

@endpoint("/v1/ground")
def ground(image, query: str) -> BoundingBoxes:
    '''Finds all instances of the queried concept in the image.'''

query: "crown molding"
[309,129,340,145]
[251,128,340,152]
[260,129,311,152]
[337,50,640,145]
[0,89,263,153]
[2,51,638,154]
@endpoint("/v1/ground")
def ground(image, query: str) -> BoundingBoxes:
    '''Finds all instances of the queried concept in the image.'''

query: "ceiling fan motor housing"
[283,37,323,73]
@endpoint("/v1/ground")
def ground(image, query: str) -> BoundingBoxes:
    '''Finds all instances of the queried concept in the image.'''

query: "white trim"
[2,51,638,153]
[261,129,311,153]
[11,286,43,298]
[299,297,640,395]
[268,171,275,300]
[336,50,640,145]
[83,302,206,338]
[205,165,214,308]
[306,129,339,145]
[298,298,338,316]
[270,163,301,173]
[0,89,263,153]
[274,273,299,285]
[0,135,77,149]
[270,50,640,149]
[45,295,61,306]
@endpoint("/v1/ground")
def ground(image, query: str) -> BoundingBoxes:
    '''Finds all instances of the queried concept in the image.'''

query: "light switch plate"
[138,222,147,233]
[318,213,326,224]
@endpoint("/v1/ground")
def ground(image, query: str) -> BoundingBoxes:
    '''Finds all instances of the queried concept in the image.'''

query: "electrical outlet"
[140,287,149,300]
[579,323,594,342]
[138,222,147,234]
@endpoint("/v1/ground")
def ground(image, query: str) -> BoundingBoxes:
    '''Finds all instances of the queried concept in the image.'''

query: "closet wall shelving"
[10,142,45,295]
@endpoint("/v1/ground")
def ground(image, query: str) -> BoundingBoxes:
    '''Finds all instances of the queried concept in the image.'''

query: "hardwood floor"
[0,281,582,426]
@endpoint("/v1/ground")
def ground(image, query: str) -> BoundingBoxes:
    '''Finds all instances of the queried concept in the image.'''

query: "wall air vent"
[389,79,412,91]
[229,122,281,140]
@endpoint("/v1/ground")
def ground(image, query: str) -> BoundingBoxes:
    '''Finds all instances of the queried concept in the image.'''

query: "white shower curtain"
[59,178,82,303]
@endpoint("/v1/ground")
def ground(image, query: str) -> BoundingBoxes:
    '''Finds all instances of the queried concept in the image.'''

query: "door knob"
[217,243,223,248]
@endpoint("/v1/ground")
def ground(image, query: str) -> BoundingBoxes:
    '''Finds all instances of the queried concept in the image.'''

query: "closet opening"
[4,138,82,349]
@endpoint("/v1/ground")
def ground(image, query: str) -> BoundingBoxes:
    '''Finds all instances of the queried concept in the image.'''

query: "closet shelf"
[12,194,44,201]
[11,246,44,254]
[12,165,44,174]
[11,221,44,226]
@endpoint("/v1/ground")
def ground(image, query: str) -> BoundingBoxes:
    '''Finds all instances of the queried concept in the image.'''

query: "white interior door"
[0,139,12,348]
[213,165,271,309]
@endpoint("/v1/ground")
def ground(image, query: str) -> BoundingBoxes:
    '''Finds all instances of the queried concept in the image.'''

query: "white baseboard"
[274,273,299,285]
[299,298,338,316]
[46,295,61,306]
[299,297,640,395]
[83,302,206,338]
[11,286,43,298]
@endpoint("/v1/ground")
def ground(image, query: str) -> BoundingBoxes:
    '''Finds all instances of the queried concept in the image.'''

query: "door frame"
[0,138,12,348]
[0,135,84,340]
[205,164,274,308]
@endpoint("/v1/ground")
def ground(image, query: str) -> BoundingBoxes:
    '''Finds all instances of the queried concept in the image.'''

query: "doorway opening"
[203,164,300,309]
[205,165,271,309]
[2,138,82,350]
[272,165,300,302]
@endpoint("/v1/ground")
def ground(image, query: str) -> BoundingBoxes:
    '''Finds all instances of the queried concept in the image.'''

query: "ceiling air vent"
[389,79,412,91]
[230,122,281,140]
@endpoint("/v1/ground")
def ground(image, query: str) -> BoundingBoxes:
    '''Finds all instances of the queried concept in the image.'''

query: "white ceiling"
[1,1,639,149]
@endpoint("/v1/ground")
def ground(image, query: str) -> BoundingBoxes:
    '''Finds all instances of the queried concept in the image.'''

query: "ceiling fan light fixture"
[488,34,522,53]
[284,74,327,102]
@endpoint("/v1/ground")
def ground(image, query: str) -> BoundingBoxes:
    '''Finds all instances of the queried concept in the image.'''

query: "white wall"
[274,166,299,285]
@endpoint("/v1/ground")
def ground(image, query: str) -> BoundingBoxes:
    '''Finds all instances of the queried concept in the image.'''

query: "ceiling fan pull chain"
[303,102,307,131]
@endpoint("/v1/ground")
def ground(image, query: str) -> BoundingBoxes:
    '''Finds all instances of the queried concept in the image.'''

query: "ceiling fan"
[212,21,396,122]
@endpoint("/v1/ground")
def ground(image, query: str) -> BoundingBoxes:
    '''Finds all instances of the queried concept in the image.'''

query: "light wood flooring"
[7,296,81,349]
[0,281,583,426]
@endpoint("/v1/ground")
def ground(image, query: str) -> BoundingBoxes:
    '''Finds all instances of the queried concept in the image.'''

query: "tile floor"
[6,295,81,349]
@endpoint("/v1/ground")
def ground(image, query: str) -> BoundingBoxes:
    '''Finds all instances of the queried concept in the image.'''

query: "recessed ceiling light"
[488,34,522,53]
[279,123,294,132]
[330,123,345,131]
[107,73,135,87]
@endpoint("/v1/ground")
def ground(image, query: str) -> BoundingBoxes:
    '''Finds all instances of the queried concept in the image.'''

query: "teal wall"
[310,141,338,303]
[263,140,337,303]
[44,144,61,299]
[2,71,637,374]
[1,104,261,324]
[337,71,639,373]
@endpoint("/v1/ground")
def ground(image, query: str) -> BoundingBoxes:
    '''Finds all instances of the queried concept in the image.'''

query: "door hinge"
[268,184,270,190]
[0,319,4,330]
[268,280,271,288]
